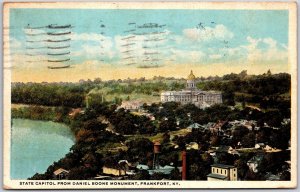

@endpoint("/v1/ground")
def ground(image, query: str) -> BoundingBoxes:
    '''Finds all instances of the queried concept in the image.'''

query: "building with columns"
[160,70,222,109]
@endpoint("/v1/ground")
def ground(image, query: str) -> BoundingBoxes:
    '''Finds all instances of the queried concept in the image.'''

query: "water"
[11,119,75,179]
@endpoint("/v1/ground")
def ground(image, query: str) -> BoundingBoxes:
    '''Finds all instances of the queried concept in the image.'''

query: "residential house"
[102,166,126,176]
[210,121,228,135]
[255,143,265,149]
[68,108,84,118]
[53,168,69,180]
[186,142,199,150]
[136,164,178,175]
[187,123,203,130]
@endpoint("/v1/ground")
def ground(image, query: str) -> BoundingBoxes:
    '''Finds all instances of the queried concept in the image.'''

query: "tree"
[232,126,249,146]
[151,172,166,180]
[162,132,170,144]
[210,135,220,146]
[169,168,181,180]
[244,170,261,180]
[67,166,96,180]
[126,138,153,163]
[280,171,291,180]
[83,119,106,131]
[234,159,249,180]
[132,170,150,180]
[159,118,177,132]
[241,132,255,148]
[216,153,236,165]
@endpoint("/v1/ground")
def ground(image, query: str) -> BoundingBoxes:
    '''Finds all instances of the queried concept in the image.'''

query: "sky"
[6,8,289,82]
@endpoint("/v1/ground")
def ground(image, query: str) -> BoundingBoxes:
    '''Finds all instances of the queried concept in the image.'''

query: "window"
[225,170,227,174]
[216,169,218,173]
[221,169,222,174]
[213,168,215,173]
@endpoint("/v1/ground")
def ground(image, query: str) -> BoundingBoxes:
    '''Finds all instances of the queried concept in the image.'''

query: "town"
[11,70,291,181]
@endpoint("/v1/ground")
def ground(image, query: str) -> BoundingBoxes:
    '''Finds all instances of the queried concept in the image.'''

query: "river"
[11,119,75,179]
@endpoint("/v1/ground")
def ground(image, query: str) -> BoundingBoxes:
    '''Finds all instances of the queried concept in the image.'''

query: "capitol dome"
[187,70,196,80]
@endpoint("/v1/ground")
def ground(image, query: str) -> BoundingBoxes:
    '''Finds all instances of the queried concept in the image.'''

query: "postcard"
[3,1,297,189]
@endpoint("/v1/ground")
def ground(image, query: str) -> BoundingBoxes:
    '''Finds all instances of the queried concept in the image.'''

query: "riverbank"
[11,103,72,127]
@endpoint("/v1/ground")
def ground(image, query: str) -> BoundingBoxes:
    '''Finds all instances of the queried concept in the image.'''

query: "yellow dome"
[187,70,196,80]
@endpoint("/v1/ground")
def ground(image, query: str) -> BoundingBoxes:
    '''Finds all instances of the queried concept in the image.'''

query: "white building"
[161,71,222,108]
[117,100,143,111]
[207,164,238,181]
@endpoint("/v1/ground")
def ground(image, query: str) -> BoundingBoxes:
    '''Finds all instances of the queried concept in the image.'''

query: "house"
[247,155,264,173]
[207,164,238,181]
[136,164,150,171]
[264,145,274,151]
[117,101,143,111]
[136,164,178,175]
[142,113,155,121]
[53,168,69,180]
[68,108,84,118]
[255,143,265,149]
[228,119,257,131]
[102,166,126,176]
[210,121,228,135]
[186,142,199,150]
[188,123,202,129]
[148,165,177,175]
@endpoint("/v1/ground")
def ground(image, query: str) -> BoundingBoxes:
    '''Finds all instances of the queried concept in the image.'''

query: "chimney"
[182,150,187,180]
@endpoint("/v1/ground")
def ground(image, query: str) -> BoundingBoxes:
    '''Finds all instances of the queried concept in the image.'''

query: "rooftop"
[211,164,235,169]
[207,173,228,180]
[53,168,69,175]
[187,70,196,80]
[247,155,264,163]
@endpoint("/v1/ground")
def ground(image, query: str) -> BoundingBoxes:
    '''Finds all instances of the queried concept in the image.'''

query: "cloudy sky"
[7,8,289,82]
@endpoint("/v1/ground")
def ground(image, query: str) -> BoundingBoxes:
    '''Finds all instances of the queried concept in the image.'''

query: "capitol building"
[160,71,222,108]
